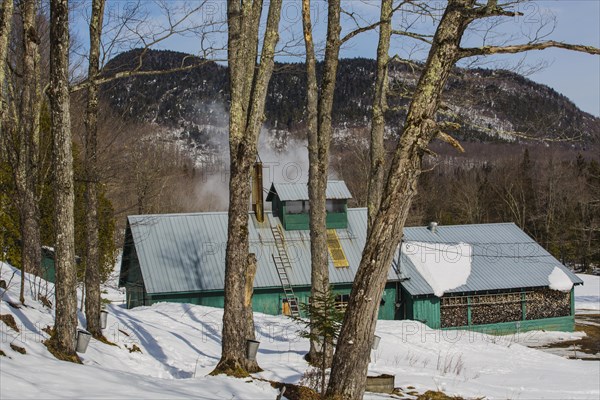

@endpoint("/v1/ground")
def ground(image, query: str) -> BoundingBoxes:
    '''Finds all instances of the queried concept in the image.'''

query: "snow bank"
[402,242,472,297]
[1,261,599,399]
[548,267,574,292]
[575,274,600,312]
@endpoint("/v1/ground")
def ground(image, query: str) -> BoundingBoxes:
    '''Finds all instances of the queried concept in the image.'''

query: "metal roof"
[397,223,583,296]
[120,211,583,297]
[266,180,352,202]
[121,208,394,294]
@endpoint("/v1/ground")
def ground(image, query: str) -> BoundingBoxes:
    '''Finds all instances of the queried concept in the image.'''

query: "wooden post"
[467,296,472,326]
[521,290,527,320]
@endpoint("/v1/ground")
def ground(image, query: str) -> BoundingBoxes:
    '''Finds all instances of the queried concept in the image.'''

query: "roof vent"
[427,221,438,233]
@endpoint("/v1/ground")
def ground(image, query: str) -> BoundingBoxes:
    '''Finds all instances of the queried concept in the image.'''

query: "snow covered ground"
[1,262,599,399]
[575,274,600,313]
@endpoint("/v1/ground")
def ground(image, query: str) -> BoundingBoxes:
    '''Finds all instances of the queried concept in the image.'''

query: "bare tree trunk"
[327,1,476,398]
[49,0,77,358]
[213,0,282,377]
[303,0,341,366]
[243,253,259,371]
[302,0,326,364]
[16,0,42,304]
[0,0,14,133]
[84,0,105,339]
[366,0,392,234]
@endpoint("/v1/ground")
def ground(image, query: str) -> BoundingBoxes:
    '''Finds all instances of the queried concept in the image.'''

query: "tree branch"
[459,40,600,59]
[391,30,433,44]
[340,21,379,45]
[69,58,221,93]
[437,130,465,153]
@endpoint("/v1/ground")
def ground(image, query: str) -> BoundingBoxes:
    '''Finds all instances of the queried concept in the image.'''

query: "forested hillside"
[101,49,600,144]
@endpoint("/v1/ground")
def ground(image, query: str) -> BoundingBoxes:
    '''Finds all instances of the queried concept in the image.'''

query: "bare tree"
[367,0,393,233]
[83,0,105,339]
[0,0,14,133]
[302,0,341,365]
[13,0,43,304]
[303,0,421,364]
[327,1,599,398]
[48,0,78,359]
[211,0,283,376]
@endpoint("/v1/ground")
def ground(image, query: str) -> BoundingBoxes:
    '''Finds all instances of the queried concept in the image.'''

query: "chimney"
[427,221,438,233]
[252,161,264,222]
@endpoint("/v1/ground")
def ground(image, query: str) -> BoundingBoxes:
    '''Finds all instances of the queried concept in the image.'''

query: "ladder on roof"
[271,225,300,317]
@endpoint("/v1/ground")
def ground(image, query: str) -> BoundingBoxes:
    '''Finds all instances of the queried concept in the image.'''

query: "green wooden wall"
[126,282,399,320]
[280,202,348,230]
[402,288,441,329]
[41,255,56,284]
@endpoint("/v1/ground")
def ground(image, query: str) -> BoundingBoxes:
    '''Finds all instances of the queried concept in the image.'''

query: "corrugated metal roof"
[123,208,394,294]
[121,211,582,297]
[397,223,583,296]
[266,180,352,202]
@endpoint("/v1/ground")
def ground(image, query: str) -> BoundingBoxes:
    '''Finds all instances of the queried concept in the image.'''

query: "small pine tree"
[294,287,345,396]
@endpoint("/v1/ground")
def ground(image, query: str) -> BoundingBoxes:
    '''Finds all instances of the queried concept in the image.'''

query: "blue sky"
[79,1,599,116]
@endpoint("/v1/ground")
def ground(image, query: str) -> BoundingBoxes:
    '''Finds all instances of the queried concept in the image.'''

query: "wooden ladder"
[271,225,300,317]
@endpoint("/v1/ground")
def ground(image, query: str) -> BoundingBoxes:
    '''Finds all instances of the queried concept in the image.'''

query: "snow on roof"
[402,242,472,297]
[548,267,574,292]
[399,223,583,296]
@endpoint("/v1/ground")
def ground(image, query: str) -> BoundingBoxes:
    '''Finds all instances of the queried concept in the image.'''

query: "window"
[326,199,345,213]
[286,200,310,214]
[335,294,350,311]
[286,201,303,214]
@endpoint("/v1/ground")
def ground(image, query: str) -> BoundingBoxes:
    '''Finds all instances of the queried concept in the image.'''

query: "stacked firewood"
[440,296,468,328]
[526,288,570,320]
[470,293,522,325]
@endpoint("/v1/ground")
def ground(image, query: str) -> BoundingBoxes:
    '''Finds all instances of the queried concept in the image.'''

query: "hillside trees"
[326,1,600,398]
[213,0,283,376]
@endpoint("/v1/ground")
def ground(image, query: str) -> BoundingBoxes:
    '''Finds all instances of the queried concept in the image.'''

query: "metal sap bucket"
[246,339,260,361]
[76,329,92,353]
[372,335,381,350]
[100,310,108,329]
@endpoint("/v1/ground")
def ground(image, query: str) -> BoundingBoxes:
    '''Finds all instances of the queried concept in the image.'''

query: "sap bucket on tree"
[246,339,260,361]
[76,329,92,353]
[372,335,381,350]
[100,310,108,329]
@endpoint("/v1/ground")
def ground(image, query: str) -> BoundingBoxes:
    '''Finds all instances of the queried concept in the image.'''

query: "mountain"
[99,49,600,150]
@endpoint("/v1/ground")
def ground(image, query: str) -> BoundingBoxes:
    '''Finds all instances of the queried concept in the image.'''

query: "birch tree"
[327,1,600,398]
[48,0,78,359]
[211,0,283,376]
